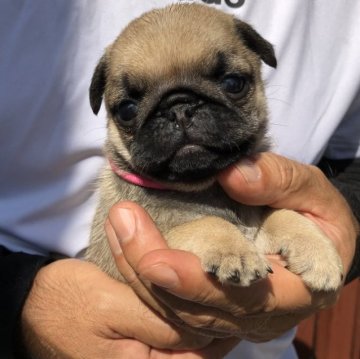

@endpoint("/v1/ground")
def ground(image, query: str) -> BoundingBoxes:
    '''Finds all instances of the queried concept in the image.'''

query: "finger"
[106,202,172,311]
[217,152,339,211]
[108,201,168,249]
[138,251,335,314]
[139,250,268,314]
[108,201,172,268]
[105,217,162,303]
[107,202,182,299]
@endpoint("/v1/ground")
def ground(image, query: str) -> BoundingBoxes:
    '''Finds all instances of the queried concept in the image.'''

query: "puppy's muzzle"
[156,91,204,129]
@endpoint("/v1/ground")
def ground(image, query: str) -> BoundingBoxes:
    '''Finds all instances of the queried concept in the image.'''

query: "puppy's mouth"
[136,138,254,183]
[174,144,206,157]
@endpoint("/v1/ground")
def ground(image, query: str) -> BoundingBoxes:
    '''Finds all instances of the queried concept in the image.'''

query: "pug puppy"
[86,3,343,291]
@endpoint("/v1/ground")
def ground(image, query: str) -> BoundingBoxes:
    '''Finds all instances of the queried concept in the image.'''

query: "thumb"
[107,201,170,268]
[217,152,342,215]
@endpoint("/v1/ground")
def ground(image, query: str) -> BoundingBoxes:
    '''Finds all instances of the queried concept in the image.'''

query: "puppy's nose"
[159,91,202,128]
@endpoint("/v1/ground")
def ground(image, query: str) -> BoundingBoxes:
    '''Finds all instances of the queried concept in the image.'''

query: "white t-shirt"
[1,1,359,358]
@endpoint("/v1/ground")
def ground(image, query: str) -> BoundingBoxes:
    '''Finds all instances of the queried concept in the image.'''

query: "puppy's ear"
[235,20,277,68]
[89,53,108,115]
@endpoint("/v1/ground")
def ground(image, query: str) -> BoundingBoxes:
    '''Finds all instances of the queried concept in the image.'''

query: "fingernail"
[109,208,136,245]
[236,158,262,182]
[140,263,179,289]
[105,219,122,256]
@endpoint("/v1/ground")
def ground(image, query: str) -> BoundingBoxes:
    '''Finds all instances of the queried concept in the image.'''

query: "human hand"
[21,258,239,358]
[218,152,358,275]
[105,152,358,342]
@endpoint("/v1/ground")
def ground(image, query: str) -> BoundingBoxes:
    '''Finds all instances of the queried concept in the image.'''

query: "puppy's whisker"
[269,122,288,127]
[266,97,292,107]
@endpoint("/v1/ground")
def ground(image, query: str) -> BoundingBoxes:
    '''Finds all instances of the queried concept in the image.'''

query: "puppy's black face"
[115,65,263,182]
[90,4,276,184]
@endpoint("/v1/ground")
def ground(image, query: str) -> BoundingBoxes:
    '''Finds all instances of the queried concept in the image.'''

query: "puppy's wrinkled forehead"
[109,5,253,81]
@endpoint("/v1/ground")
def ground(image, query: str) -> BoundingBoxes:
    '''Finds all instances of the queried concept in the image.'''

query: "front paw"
[284,243,343,292]
[165,216,271,287]
[260,209,344,292]
[201,247,271,287]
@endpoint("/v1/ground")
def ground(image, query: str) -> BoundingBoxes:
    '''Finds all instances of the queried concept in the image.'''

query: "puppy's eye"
[221,74,248,95]
[116,100,138,125]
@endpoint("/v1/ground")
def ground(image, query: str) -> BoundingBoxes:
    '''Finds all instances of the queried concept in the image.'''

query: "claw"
[207,265,219,276]
[228,269,240,283]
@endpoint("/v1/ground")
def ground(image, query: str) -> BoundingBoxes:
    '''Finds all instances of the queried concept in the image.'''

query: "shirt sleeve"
[318,157,360,284]
[0,246,53,359]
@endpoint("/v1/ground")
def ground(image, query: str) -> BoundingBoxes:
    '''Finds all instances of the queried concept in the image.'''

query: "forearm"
[0,246,53,358]
[318,157,360,283]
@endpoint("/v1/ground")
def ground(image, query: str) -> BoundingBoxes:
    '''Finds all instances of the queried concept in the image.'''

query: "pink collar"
[109,158,168,190]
